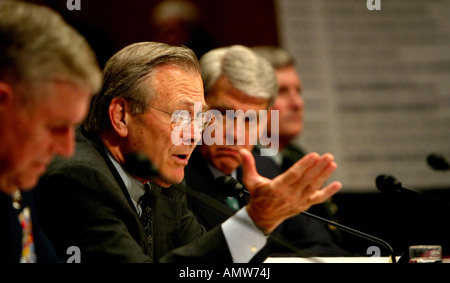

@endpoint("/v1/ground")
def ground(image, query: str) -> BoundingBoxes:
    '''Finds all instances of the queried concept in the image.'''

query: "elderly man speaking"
[37,42,341,263]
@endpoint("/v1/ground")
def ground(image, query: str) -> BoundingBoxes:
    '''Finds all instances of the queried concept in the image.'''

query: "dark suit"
[279,143,307,172]
[0,190,60,263]
[270,143,344,242]
[36,127,232,263]
[184,148,347,261]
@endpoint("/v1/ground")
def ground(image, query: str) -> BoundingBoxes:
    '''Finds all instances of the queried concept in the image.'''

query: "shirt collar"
[207,163,237,180]
[106,149,146,206]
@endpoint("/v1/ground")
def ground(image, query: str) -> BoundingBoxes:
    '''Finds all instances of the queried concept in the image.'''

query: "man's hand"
[239,149,342,235]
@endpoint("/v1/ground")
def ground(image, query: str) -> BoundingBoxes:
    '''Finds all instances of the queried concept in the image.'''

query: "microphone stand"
[216,176,398,263]
[376,174,450,207]
[181,184,323,258]
[301,211,397,263]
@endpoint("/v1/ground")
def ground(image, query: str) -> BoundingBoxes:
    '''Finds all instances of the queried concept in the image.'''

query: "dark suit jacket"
[36,127,232,263]
[280,143,307,172]
[0,190,60,263]
[269,143,344,241]
[184,148,347,261]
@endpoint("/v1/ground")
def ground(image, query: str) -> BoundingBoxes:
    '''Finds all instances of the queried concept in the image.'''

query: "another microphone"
[375,174,405,195]
[215,176,249,198]
[376,174,450,207]
[427,153,450,171]
[217,176,397,263]
[124,152,159,179]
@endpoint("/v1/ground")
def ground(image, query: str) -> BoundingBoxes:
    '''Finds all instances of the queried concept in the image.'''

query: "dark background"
[26,0,279,67]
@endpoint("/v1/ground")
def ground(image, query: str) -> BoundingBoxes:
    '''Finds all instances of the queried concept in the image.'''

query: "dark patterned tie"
[139,183,153,261]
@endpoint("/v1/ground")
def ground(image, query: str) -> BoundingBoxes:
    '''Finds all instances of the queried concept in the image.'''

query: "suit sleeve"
[38,165,234,263]
[159,225,232,263]
[38,170,152,263]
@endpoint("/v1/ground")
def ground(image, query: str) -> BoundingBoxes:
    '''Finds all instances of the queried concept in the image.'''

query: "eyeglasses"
[149,105,214,132]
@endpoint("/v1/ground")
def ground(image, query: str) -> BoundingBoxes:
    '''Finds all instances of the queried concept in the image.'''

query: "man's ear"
[109,98,130,138]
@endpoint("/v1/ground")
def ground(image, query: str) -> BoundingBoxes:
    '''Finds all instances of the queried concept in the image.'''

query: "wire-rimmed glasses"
[149,105,214,132]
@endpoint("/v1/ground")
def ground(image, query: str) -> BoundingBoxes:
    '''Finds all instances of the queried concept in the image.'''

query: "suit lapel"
[78,128,152,257]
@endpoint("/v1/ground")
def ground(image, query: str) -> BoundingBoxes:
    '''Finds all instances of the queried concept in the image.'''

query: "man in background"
[251,46,306,170]
[185,45,346,261]
[252,46,342,241]
[0,1,101,262]
[149,0,215,58]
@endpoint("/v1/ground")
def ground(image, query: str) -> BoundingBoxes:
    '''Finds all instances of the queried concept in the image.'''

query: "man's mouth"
[173,154,190,165]
[216,147,241,159]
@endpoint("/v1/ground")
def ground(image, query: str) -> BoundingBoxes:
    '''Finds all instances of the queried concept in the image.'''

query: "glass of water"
[409,245,442,263]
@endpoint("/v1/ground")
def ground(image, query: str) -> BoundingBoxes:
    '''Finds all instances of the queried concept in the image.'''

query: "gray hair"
[251,46,295,69]
[200,45,278,107]
[0,1,101,104]
[84,41,201,134]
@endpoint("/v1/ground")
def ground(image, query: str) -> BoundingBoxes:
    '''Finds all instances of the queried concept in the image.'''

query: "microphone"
[376,174,450,207]
[124,152,159,179]
[375,174,404,195]
[215,176,249,198]
[427,153,450,171]
[218,176,397,263]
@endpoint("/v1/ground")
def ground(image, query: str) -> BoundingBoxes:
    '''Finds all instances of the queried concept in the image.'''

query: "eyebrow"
[210,104,261,117]
[175,99,209,112]
[209,104,235,111]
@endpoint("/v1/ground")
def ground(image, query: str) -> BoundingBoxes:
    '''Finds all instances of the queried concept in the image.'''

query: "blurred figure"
[252,46,341,239]
[0,1,101,262]
[149,0,215,57]
[252,46,305,169]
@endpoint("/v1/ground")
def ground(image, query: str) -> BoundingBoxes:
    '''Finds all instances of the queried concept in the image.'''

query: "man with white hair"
[184,45,346,261]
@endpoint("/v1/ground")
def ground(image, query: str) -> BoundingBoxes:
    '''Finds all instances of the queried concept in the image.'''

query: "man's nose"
[289,90,304,110]
[181,119,202,145]
[54,128,75,158]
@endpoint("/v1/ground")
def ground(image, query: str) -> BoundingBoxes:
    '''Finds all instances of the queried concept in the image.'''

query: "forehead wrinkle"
[151,68,204,109]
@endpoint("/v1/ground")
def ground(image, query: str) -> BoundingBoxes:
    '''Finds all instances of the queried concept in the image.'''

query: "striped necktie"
[139,183,153,260]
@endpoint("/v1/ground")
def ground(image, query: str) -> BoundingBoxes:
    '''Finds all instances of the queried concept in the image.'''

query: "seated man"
[251,46,307,170]
[252,45,343,240]
[37,42,341,263]
[0,1,101,263]
[184,45,347,261]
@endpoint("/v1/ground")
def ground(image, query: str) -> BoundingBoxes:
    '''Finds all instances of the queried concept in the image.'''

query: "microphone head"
[427,153,450,171]
[124,152,159,179]
[214,176,244,197]
[375,174,402,194]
